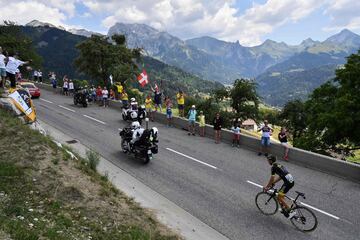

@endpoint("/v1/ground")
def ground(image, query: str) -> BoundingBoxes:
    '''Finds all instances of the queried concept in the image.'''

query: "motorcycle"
[119,125,158,164]
[121,104,147,124]
[73,88,89,107]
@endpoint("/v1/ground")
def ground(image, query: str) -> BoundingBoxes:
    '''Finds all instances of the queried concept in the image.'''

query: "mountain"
[68,28,103,38]
[26,20,65,31]
[16,24,222,96]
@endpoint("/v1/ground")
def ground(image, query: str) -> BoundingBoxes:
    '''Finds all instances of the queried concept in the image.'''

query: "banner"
[9,90,36,122]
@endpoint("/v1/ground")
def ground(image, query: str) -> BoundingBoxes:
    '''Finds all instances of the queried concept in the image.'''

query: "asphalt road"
[34,89,360,240]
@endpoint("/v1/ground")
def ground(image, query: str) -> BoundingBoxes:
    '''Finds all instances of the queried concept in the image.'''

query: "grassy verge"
[0,108,181,240]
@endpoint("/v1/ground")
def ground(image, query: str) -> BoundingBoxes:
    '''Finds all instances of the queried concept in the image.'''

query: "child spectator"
[188,105,197,136]
[231,123,241,148]
[213,112,223,144]
[278,127,290,161]
[145,94,153,121]
[258,120,273,156]
[198,111,206,137]
[165,96,173,127]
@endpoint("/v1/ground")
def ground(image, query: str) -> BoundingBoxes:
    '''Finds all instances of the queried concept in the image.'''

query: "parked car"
[19,82,41,98]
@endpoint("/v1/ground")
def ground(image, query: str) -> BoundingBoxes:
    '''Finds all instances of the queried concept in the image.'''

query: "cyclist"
[263,155,296,218]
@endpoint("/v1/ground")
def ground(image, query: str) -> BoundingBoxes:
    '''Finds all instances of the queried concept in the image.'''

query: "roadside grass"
[0,108,181,240]
[347,150,360,164]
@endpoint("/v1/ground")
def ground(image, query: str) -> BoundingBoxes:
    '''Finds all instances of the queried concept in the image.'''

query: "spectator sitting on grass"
[258,120,273,156]
[278,127,290,161]
[198,111,206,137]
[188,105,197,136]
[165,96,173,127]
[231,122,241,148]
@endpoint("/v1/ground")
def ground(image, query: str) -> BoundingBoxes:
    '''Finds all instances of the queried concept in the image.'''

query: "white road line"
[40,98,53,104]
[58,105,76,113]
[166,148,218,170]
[83,114,107,125]
[246,180,340,220]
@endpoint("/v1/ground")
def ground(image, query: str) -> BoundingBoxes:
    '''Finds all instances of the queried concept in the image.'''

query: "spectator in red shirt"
[96,86,102,104]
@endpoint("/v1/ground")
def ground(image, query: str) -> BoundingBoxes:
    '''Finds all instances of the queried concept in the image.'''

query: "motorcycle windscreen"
[9,89,37,122]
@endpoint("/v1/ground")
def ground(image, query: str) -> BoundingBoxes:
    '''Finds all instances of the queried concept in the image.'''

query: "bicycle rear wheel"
[290,206,318,232]
[255,192,279,215]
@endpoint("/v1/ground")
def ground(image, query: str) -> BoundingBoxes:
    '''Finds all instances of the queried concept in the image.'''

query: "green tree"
[230,79,260,121]
[74,34,140,86]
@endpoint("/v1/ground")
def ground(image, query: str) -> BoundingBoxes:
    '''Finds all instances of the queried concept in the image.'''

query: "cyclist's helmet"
[131,121,140,129]
[266,154,276,163]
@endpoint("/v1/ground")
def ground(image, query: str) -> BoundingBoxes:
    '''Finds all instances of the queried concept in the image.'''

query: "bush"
[86,150,100,171]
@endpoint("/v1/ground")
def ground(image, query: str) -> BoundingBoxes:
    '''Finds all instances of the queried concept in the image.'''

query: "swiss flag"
[137,69,149,87]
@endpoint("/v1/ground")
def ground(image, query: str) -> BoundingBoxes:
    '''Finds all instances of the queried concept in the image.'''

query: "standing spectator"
[96,86,102,104]
[0,47,7,89]
[258,120,273,156]
[50,72,57,90]
[109,88,115,100]
[231,122,241,148]
[38,69,43,82]
[33,70,38,82]
[213,113,223,144]
[102,86,109,107]
[198,111,206,137]
[145,94,153,121]
[187,105,197,136]
[90,85,96,103]
[115,82,123,100]
[121,90,129,106]
[165,96,173,127]
[176,90,185,117]
[5,52,29,89]
[62,76,69,95]
[278,127,290,161]
[68,80,74,95]
[151,84,162,112]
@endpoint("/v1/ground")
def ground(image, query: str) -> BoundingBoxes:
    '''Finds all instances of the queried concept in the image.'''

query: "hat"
[191,105,195,108]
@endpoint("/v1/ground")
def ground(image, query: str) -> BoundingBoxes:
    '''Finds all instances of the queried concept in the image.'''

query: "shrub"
[86,150,100,171]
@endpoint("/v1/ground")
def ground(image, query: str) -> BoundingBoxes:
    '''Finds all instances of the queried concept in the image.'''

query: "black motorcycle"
[119,127,158,164]
[121,104,147,124]
[73,88,89,107]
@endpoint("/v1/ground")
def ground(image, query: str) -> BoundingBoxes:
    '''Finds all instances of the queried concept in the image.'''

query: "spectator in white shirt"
[102,86,109,107]
[68,80,74,95]
[6,52,29,88]
[33,70,38,82]
[0,47,7,88]
[38,69,42,82]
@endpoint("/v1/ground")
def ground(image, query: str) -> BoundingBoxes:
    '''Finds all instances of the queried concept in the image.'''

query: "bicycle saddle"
[295,191,305,197]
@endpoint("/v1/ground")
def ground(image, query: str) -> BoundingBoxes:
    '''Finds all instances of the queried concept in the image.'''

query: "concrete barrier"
[35,82,360,183]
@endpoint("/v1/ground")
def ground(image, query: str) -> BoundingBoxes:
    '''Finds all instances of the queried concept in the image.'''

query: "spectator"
[145,94,153,121]
[231,122,241,148]
[151,84,162,112]
[50,72,57,90]
[38,69,43,82]
[0,47,7,89]
[33,70,38,82]
[90,85,96,103]
[278,127,290,161]
[102,86,109,107]
[5,52,29,89]
[110,88,115,100]
[62,77,69,96]
[121,90,129,106]
[68,80,74,95]
[176,90,185,117]
[187,105,197,136]
[96,86,102,104]
[258,120,273,156]
[165,96,173,127]
[115,82,123,100]
[198,110,206,137]
[213,113,223,144]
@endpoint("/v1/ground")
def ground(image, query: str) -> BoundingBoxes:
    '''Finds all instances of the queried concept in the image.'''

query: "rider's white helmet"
[130,97,136,102]
[151,127,158,137]
[131,121,141,129]
[130,111,138,119]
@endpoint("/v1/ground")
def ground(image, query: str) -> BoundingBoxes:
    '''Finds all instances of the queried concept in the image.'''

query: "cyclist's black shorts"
[279,181,295,195]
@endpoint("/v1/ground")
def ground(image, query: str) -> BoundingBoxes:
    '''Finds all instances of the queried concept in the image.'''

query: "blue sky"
[1,0,360,46]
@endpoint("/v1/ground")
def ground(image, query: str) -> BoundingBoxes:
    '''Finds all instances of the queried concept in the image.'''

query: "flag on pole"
[137,69,149,87]
[109,75,113,85]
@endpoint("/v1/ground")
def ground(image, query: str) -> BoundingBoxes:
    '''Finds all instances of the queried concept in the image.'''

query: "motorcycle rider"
[130,97,138,111]
[129,121,144,151]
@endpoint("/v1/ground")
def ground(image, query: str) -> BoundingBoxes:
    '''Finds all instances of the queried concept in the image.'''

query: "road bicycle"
[255,187,318,232]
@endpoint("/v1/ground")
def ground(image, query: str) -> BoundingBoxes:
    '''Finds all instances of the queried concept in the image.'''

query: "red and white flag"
[137,69,148,87]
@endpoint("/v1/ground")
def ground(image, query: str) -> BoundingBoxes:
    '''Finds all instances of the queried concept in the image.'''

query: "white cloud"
[323,0,360,32]
[81,0,324,46]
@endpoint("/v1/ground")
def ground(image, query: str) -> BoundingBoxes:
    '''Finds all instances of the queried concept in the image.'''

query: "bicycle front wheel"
[255,192,279,215]
[290,206,318,232]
